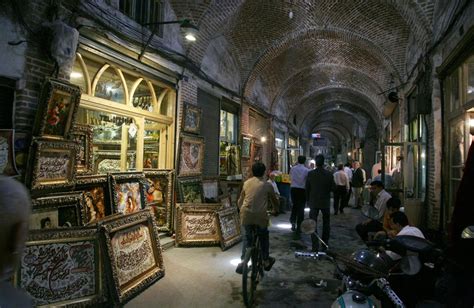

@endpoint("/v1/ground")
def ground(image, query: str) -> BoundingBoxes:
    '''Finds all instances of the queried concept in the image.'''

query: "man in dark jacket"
[305,154,335,251]
[351,160,366,208]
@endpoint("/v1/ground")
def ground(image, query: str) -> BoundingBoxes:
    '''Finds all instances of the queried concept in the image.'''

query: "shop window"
[144,120,162,168]
[220,110,238,144]
[93,65,126,104]
[449,68,461,112]
[131,79,154,112]
[69,54,88,93]
[159,88,172,116]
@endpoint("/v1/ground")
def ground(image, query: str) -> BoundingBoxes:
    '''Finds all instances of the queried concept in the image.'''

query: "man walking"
[289,156,309,238]
[306,154,335,251]
[343,162,353,208]
[351,161,366,208]
[333,164,349,215]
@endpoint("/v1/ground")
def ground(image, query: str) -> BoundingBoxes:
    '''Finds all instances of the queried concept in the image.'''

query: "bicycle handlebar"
[294,251,330,260]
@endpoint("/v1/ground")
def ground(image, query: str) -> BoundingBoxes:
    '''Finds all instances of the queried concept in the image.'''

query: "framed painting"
[15,227,106,307]
[241,135,251,159]
[218,194,232,209]
[219,155,227,176]
[177,177,204,203]
[33,78,81,139]
[0,129,19,176]
[216,207,241,250]
[100,210,164,304]
[75,174,112,225]
[109,172,146,215]
[252,141,263,162]
[144,170,174,232]
[178,134,204,177]
[175,204,221,246]
[202,177,220,203]
[26,138,78,193]
[220,180,242,208]
[30,192,84,229]
[181,102,202,134]
[70,124,94,174]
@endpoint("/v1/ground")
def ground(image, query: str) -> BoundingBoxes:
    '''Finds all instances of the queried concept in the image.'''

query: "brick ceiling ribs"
[169,0,433,142]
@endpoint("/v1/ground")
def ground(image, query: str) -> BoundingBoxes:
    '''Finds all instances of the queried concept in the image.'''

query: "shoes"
[291,223,296,231]
[263,257,276,271]
[235,262,243,274]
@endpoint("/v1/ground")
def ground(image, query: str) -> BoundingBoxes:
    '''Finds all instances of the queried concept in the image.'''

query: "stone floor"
[126,207,367,308]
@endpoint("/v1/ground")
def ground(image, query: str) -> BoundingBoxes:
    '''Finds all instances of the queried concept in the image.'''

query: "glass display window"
[466,55,474,103]
[220,110,238,144]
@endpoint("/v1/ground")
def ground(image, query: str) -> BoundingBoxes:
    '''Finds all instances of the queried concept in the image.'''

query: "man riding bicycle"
[236,162,278,274]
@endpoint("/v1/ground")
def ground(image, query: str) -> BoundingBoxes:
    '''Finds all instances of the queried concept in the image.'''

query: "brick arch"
[287,88,383,130]
[270,64,383,118]
[304,109,368,138]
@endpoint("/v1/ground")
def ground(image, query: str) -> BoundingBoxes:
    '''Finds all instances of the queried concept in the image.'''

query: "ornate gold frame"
[109,172,147,215]
[30,192,85,229]
[14,227,105,307]
[33,78,81,139]
[70,124,94,174]
[216,207,241,250]
[241,135,252,159]
[175,203,221,246]
[177,176,204,203]
[181,102,202,134]
[100,210,164,304]
[75,174,113,225]
[26,138,78,193]
[144,170,174,232]
[178,134,205,177]
[218,194,232,209]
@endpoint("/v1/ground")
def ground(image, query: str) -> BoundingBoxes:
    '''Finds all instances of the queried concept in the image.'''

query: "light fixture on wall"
[138,19,199,60]
[260,136,267,143]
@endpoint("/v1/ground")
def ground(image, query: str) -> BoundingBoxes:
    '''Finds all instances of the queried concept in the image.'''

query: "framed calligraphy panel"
[109,172,146,215]
[144,170,174,232]
[75,174,112,225]
[216,207,241,250]
[178,134,204,177]
[100,210,164,304]
[30,192,85,229]
[26,138,78,193]
[15,227,105,307]
[33,78,81,139]
[70,124,93,175]
[181,102,202,134]
[177,177,204,203]
[175,203,220,246]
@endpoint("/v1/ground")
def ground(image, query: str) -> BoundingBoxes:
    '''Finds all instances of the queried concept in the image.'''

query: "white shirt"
[373,189,392,220]
[289,164,309,189]
[267,179,280,195]
[333,170,350,191]
[344,166,353,182]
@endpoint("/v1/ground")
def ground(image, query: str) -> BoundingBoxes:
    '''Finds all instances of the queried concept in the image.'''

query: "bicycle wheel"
[242,247,254,307]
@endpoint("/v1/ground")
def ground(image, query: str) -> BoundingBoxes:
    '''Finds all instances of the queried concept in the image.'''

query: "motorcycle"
[295,218,474,307]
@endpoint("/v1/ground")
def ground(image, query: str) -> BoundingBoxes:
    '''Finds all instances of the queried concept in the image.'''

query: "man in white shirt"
[343,162,353,208]
[355,180,392,242]
[333,164,349,215]
[267,171,284,215]
[289,156,309,236]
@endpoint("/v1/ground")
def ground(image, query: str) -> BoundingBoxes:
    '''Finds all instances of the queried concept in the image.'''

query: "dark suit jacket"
[305,167,335,209]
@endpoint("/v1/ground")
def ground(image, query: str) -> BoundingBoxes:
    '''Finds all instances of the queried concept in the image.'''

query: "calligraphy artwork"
[30,193,84,229]
[178,134,204,177]
[181,102,202,134]
[101,210,164,304]
[0,129,19,176]
[75,174,112,225]
[175,204,220,246]
[216,207,241,250]
[33,78,81,139]
[70,124,93,174]
[177,177,204,203]
[26,138,78,192]
[144,170,174,232]
[15,228,105,306]
[109,172,146,215]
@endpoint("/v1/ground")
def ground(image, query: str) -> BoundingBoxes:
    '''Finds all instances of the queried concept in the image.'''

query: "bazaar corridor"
[1,0,474,307]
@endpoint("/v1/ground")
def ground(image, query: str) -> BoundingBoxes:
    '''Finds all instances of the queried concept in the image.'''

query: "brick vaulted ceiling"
[169,0,434,138]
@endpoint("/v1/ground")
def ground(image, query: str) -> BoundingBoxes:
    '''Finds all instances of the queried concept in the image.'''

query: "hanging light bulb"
[289,10,294,19]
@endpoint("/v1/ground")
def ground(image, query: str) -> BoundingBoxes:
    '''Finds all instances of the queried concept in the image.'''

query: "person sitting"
[0,176,32,307]
[374,197,402,240]
[236,162,278,274]
[267,171,285,215]
[355,180,392,242]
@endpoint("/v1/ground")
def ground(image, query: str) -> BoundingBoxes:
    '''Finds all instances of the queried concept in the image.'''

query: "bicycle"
[242,225,264,307]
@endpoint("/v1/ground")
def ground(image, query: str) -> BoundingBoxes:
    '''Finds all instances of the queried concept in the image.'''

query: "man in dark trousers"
[351,160,366,208]
[306,154,335,252]
[289,155,309,239]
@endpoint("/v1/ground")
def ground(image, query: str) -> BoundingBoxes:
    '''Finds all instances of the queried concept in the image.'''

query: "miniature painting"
[182,102,202,134]
[178,134,204,176]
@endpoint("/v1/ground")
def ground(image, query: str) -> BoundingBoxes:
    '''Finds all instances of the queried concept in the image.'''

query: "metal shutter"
[197,88,220,176]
